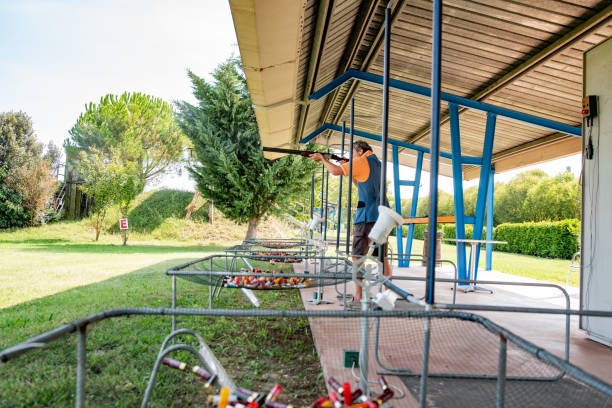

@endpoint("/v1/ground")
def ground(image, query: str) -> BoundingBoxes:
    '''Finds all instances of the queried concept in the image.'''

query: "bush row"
[441,219,579,259]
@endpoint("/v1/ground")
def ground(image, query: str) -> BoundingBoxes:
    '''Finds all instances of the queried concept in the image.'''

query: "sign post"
[119,218,129,246]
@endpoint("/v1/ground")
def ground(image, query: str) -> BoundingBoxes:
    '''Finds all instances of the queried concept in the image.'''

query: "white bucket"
[373,289,400,311]
[368,206,404,244]
[307,213,323,230]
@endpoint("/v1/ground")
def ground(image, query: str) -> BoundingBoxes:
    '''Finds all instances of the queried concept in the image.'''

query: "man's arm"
[309,153,344,176]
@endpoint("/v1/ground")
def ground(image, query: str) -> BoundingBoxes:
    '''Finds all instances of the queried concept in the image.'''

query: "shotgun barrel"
[262,147,348,163]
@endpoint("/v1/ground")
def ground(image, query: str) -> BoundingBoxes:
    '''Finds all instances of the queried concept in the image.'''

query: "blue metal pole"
[392,146,405,265]
[486,167,495,271]
[324,167,329,240]
[336,122,346,251]
[406,152,423,268]
[310,170,315,239]
[320,164,325,237]
[426,0,442,305]
[378,3,391,266]
[449,103,468,281]
[472,113,497,280]
[346,98,355,255]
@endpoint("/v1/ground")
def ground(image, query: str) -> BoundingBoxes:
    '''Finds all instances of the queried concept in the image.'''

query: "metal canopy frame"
[299,31,583,291]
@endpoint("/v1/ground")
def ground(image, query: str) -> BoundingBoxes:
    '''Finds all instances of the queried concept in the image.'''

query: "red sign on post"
[119,218,129,230]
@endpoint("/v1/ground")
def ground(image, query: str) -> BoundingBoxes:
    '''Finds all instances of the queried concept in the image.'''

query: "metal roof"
[230,0,611,179]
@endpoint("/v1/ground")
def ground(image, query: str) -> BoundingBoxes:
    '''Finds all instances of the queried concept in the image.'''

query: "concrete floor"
[297,261,612,407]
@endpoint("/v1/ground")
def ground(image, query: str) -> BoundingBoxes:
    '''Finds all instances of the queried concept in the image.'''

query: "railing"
[1,308,611,408]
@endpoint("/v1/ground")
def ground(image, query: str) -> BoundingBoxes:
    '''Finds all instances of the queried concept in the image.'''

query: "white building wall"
[581,36,612,346]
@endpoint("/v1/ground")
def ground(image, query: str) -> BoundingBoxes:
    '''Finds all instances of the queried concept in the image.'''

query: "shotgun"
[262,147,348,163]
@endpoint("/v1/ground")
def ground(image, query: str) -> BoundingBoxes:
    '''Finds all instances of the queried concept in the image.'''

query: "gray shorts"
[352,222,389,257]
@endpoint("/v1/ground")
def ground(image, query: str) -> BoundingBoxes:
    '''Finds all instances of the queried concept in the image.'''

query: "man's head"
[352,140,373,157]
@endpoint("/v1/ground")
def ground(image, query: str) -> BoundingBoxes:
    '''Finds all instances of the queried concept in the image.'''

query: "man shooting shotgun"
[307,141,392,310]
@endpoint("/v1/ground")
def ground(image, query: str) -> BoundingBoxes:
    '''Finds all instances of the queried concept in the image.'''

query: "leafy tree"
[494,170,547,223]
[78,149,141,242]
[0,112,41,181]
[66,92,184,187]
[0,185,29,228]
[176,59,317,239]
[0,112,58,226]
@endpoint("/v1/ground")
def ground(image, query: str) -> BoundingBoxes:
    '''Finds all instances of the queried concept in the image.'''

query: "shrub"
[0,185,30,228]
[493,219,579,259]
[442,224,475,243]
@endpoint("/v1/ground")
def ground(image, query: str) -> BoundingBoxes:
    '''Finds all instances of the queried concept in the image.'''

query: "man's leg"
[352,256,363,302]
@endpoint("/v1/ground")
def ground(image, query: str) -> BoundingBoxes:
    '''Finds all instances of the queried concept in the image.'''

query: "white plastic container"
[307,213,324,230]
[368,206,404,244]
[373,289,400,311]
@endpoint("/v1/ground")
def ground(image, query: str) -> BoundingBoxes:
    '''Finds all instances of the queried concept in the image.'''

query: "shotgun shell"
[350,389,363,403]
[378,376,389,392]
[265,401,292,408]
[234,387,255,401]
[218,387,231,408]
[342,382,352,405]
[204,373,218,391]
[365,400,378,408]
[327,377,343,394]
[208,395,238,406]
[192,365,212,380]
[328,392,342,408]
[265,384,282,402]
[162,357,186,371]
[247,402,259,408]
[375,389,394,406]
[312,397,327,408]
[345,403,369,408]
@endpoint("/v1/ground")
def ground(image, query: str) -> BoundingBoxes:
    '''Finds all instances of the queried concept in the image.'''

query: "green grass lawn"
[404,239,578,287]
[0,222,325,407]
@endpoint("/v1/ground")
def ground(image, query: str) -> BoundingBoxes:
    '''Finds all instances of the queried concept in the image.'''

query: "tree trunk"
[208,201,214,224]
[95,216,101,241]
[245,217,260,240]
[185,190,200,220]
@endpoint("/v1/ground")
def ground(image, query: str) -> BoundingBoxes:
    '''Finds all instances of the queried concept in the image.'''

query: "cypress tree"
[176,59,316,238]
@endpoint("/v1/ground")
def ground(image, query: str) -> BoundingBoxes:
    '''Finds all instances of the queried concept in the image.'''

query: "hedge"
[493,219,579,260]
[394,219,579,260]
[443,219,578,259]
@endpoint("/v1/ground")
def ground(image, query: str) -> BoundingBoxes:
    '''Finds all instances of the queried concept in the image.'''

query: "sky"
[0,0,582,195]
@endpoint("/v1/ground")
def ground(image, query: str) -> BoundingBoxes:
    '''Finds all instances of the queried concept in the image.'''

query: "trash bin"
[422,230,444,267]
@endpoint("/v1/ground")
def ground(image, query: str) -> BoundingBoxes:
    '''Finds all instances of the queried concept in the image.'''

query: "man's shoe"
[346,300,362,311]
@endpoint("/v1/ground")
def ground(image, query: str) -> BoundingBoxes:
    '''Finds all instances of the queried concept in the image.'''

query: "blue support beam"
[472,113,497,280]
[407,152,423,267]
[449,103,468,281]
[486,167,495,271]
[392,146,403,261]
[300,123,481,164]
[308,70,581,137]
[426,0,443,305]
[392,147,423,268]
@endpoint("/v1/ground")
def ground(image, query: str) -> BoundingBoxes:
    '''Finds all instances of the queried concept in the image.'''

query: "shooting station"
[1,1,611,407]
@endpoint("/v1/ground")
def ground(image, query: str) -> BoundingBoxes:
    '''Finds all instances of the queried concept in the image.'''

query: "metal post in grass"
[76,325,87,408]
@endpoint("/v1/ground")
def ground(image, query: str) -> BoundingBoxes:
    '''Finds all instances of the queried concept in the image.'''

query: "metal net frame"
[1,308,610,408]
